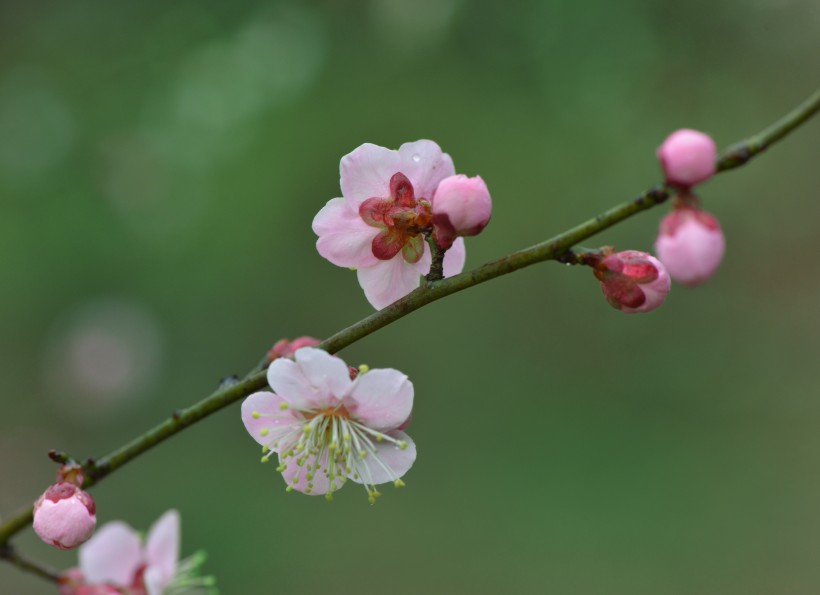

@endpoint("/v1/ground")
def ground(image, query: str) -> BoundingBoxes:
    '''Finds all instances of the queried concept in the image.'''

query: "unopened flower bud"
[33,482,96,550]
[657,129,717,188]
[266,336,321,363]
[432,174,492,249]
[593,250,670,313]
[655,208,725,286]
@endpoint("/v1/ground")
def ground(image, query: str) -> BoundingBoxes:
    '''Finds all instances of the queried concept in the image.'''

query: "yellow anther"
[343,433,351,442]
[368,496,376,504]
[285,486,294,493]
[376,435,383,442]
[359,450,367,459]
[399,440,408,450]
[394,479,405,488]
[329,442,337,452]
[348,267,357,271]
[278,402,289,410]
[306,473,313,481]
[295,444,304,452]
[358,364,370,374]
[261,456,270,463]
[306,488,312,494]
[303,424,312,434]
[276,464,287,472]
[259,428,269,437]
[261,445,269,453]
[325,492,334,501]
[251,411,261,419]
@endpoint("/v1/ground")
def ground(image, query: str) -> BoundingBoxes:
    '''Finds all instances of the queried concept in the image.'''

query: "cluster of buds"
[655,129,725,286]
[32,464,96,550]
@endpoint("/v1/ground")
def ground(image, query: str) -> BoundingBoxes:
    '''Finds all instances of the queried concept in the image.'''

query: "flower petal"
[79,521,142,586]
[241,391,298,446]
[347,368,413,431]
[143,565,164,595]
[279,452,346,496]
[293,347,352,401]
[356,258,423,310]
[443,237,466,278]
[340,143,401,209]
[267,358,324,409]
[347,431,416,485]
[145,510,179,590]
[397,140,456,200]
[313,197,379,269]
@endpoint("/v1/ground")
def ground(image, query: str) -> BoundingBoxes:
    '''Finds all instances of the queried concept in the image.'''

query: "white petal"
[356,258,423,310]
[145,510,179,589]
[79,521,142,586]
[348,431,416,485]
[340,143,400,209]
[397,140,456,200]
[267,358,324,409]
[313,197,379,268]
[293,347,352,400]
[348,369,413,431]
[443,237,466,277]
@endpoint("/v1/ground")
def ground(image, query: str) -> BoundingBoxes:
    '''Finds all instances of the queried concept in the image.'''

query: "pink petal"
[347,369,413,431]
[347,431,416,485]
[443,237,466,278]
[397,140,456,200]
[144,510,179,589]
[79,522,142,586]
[279,452,345,496]
[313,197,379,268]
[356,257,424,309]
[241,391,299,447]
[293,347,352,401]
[340,143,401,209]
[267,358,325,409]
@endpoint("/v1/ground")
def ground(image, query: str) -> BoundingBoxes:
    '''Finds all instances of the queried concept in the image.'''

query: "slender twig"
[0,543,60,583]
[0,86,818,553]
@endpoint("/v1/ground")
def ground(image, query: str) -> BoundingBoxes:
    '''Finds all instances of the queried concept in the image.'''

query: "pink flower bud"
[655,208,725,286]
[432,174,492,249]
[33,482,97,550]
[657,129,717,188]
[593,250,670,313]
[266,336,321,363]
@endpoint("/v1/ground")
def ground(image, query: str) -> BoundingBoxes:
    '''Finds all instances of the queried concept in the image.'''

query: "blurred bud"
[657,129,716,188]
[593,250,670,313]
[266,336,321,363]
[432,174,492,249]
[655,207,725,286]
[33,482,96,550]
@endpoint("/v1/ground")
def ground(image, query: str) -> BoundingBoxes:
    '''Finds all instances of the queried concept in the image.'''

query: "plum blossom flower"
[241,347,416,503]
[60,510,215,595]
[431,174,492,249]
[312,140,467,309]
[33,482,96,550]
[655,207,725,286]
[593,250,671,313]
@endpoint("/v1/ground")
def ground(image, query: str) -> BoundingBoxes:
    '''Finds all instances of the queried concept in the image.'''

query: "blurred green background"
[1,1,819,593]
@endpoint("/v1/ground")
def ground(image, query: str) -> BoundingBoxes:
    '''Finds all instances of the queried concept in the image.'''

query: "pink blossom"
[241,347,416,503]
[431,174,492,249]
[32,482,96,550]
[62,510,214,595]
[593,250,670,313]
[312,140,467,309]
[657,129,717,188]
[655,208,725,286]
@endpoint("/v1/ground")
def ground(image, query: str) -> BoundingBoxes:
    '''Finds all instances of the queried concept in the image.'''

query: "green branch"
[0,543,60,583]
[1,85,818,556]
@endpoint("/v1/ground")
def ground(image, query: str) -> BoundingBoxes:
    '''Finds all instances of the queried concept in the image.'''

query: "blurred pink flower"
[61,510,214,595]
[33,482,96,550]
[593,250,671,313]
[655,207,725,286]
[312,140,466,309]
[242,347,415,503]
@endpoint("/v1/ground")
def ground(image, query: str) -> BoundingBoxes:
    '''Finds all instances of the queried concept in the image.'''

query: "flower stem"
[1,86,818,562]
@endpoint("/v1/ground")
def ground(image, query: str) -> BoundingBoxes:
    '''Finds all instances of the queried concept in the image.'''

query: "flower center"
[252,402,408,503]
[358,172,431,264]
